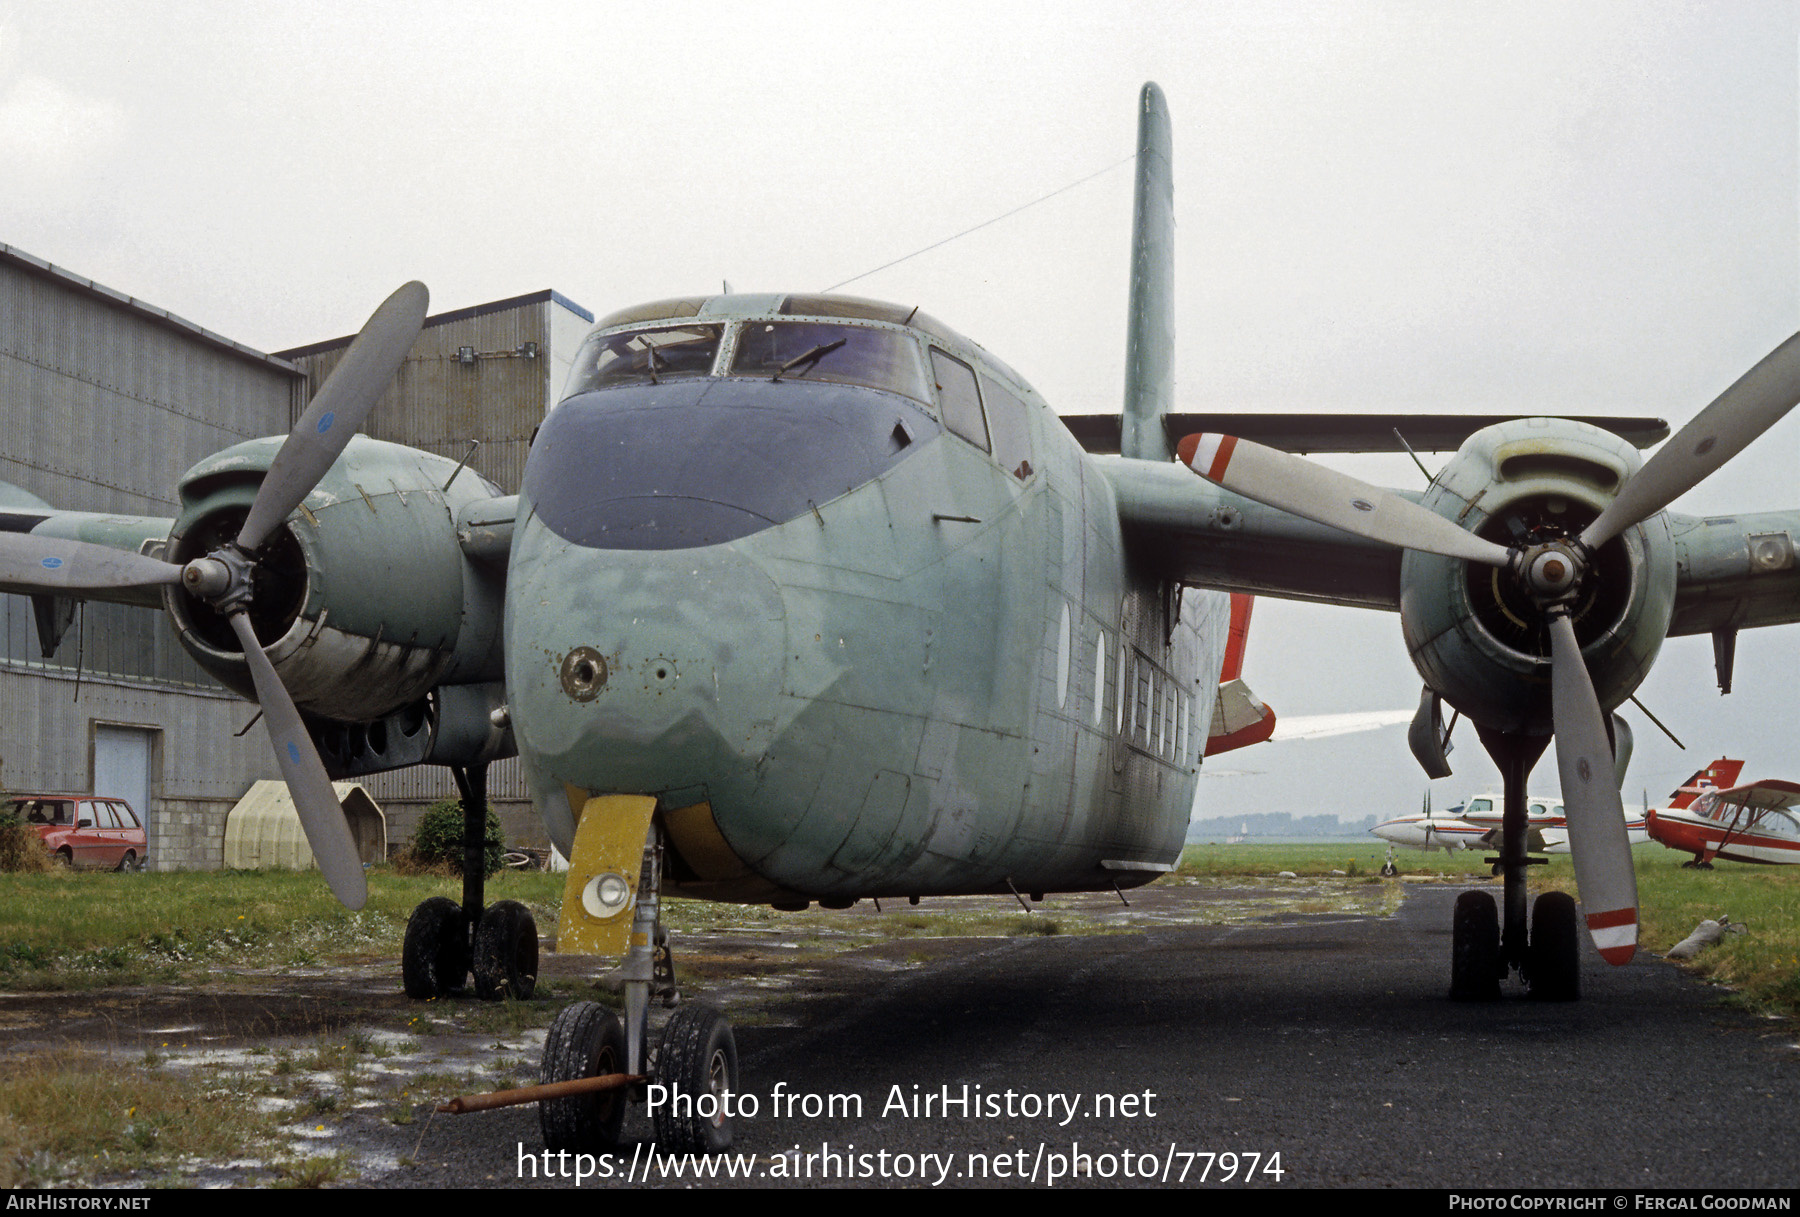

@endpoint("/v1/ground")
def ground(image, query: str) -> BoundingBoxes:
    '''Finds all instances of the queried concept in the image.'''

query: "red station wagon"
[3,793,149,871]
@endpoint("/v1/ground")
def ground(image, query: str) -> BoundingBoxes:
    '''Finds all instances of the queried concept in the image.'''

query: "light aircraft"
[4,81,1799,1149]
[1373,788,1649,873]
[1371,792,1488,854]
[1644,759,1800,866]
[1452,793,1648,855]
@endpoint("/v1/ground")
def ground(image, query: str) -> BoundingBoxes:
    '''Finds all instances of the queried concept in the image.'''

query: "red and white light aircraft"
[1645,759,1800,866]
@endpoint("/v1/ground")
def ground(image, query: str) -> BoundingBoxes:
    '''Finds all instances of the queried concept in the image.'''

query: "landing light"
[582,872,632,919]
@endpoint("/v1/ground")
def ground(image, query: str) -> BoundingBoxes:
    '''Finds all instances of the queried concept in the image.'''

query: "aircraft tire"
[1527,891,1580,1002]
[1449,890,1501,1001]
[653,1002,737,1154]
[402,896,469,1000]
[540,1001,627,1152]
[472,899,539,1001]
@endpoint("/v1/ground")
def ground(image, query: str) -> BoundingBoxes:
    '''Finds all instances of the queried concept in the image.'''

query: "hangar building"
[0,243,592,867]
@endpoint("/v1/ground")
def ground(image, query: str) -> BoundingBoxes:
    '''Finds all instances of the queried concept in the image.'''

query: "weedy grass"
[0,1050,279,1187]
[274,1152,353,1189]
[0,867,562,989]
[1178,841,1489,878]
[1535,846,1800,1014]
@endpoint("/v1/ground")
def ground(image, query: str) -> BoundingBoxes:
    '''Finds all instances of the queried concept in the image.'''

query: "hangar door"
[93,724,156,859]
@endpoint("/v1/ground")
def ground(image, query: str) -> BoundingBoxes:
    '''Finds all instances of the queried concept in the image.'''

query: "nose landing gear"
[540,823,740,1154]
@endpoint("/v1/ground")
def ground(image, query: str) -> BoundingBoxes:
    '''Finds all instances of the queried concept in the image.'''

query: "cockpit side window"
[980,372,1034,480]
[729,321,931,404]
[563,325,724,397]
[930,348,990,453]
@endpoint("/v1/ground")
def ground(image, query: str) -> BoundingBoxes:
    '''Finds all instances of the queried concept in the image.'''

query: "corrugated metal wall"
[0,253,301,688]
[358,754,542,851]
[0,257,299,514]
[285,296,588,495]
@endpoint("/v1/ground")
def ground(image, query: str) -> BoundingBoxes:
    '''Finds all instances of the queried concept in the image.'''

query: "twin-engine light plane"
[5,82,1800,1150]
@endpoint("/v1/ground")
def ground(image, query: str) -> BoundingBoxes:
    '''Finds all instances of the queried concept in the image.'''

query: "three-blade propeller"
[1176,329,1800,965]
[0,282,428,909]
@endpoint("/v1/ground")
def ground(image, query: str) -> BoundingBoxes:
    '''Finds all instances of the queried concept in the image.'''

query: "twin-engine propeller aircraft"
[1371,791,1490,855]
[3,81,1798,1149]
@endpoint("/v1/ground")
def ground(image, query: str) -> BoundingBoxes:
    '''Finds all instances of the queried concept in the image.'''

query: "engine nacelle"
[163,436,506,722]
[1400,419,1677,736]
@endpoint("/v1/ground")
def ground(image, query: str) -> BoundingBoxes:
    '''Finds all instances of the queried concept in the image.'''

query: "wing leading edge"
[1100,455,1401,609]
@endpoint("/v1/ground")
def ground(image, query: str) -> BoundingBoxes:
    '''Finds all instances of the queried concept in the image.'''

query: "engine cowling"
[1400,419,1677,736]
[163,435,506,723]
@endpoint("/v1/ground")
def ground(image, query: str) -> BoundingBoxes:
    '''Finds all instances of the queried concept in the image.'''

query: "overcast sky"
[2,2,1795,827]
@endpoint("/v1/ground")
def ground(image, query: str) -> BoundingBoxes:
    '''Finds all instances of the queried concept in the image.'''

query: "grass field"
[0,846,1792,1010]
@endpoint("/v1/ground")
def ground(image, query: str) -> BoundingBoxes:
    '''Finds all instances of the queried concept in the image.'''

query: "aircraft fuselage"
[504,294,1226,904]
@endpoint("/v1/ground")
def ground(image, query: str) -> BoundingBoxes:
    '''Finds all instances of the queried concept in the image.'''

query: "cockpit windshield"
[730,321,930,404]
[563,324,724,396]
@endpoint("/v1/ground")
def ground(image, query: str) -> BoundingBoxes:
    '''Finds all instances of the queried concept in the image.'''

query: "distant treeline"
[1187,812,1378,841]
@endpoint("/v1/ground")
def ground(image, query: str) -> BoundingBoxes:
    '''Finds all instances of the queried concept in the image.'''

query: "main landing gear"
[540,828,739,1154]
[1448,729,1580,1003]
[401,762,540,1002]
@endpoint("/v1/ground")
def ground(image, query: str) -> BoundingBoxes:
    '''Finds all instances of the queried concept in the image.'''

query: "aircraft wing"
[0,499,178,611]
[1104,457,1800,635]
[1665,510,1800,635]
[1099,455,1401,609]
[1705,779,1800,812]
[1065,412,1669,455]
[1268,710,1413,741]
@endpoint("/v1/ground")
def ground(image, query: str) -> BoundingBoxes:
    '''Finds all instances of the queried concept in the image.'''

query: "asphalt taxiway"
[385,882,1799,1189]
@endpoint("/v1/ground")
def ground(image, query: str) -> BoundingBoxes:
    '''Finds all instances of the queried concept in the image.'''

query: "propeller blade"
[227,611,369,910]
[1547,613,1638,966]
[1581,330,1800,551]
[0,532,182,593]
[237,281,429,552]
[1176,433,1512,568]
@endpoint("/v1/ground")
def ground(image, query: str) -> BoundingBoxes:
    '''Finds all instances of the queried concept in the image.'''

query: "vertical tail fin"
[1206,593,1277,755]
[1121,82,1174,463]
[1667,757,1745,808]
[1220,593,1254,681]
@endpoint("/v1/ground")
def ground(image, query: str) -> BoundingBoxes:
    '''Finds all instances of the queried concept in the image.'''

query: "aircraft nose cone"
[504,521,787,795]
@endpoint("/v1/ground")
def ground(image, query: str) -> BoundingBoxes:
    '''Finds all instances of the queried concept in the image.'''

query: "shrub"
[0,813,52,874]
[408,799,503,878]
